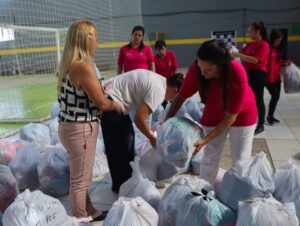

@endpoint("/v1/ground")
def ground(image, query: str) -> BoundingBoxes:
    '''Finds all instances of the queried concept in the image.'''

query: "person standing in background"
[154,40,178,78]
[117,25,155,74]
[232,22,270,135]
[266,29,290,125]
[57,20,122,221]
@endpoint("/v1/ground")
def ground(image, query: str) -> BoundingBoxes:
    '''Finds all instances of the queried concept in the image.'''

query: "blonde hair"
[57,20,97,91]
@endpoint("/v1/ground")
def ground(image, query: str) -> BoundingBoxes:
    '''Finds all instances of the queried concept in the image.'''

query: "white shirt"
[106,69,166,114]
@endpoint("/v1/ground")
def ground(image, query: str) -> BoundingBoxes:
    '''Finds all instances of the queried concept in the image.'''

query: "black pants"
[247,70,267,127]
[266,82,281,118]
[101,110,135,193]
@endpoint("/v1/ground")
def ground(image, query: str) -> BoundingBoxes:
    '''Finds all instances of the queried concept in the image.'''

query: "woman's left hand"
[193,139,206,155]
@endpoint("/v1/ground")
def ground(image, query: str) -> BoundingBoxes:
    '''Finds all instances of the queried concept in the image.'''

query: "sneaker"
[254,125,264,135]
[91,211,109,222]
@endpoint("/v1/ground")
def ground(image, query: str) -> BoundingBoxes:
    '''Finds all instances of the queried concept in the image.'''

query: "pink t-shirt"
[155,50,178,78]
[267,48,282,84]
[241,40,270,72]
[179,60,257,127]
[117,45,154,72]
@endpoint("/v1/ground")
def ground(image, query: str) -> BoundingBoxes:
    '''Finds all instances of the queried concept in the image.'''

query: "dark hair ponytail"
[197,40,232,110]
[269,29,283,60]
[252,22,268,42]
[128,25,145,52]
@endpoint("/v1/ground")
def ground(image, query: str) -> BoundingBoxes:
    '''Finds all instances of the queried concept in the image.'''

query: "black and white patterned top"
[58,75,100,122]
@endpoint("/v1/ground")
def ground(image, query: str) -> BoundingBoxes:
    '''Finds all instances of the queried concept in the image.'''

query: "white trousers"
[199,125,256,184]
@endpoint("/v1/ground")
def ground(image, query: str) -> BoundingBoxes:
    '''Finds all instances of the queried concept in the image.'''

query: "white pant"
[199,125,256,184]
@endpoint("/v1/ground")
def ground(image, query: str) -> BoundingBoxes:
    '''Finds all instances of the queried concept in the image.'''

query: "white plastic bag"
[103,196,159,226]
[191,150,204,175]
[2,189,80,226]
[51,102,60,119]
[158,177,213,226]
[156,117,204,168]
[19,123,51,149]
[8,143,41,190]
[0,139,16,165]
[38,145,70,198]
[0,165,19,213]
[274,160,300,219]
[218,151,274,211]
[119,157,161,210]
[236,197,299,226]
[282,63,300,93]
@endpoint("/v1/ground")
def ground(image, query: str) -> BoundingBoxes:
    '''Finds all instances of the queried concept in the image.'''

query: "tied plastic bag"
[0,139,16,165]
[217,151,275,211]
[158,177,213,226]
[19,123,51,149]
[8,143,41,191]
[282,63,300,93]
[119,157,161,210]
[0,165,19,212]
[2,189,84,226]
[103,196,159,226]
[273,160,300,219]
[236,197,299,226]
[176,190,236,226]
[175,99,204,122]
[151,105,166,126]
[156,116,204,168]
[38,145,70,198]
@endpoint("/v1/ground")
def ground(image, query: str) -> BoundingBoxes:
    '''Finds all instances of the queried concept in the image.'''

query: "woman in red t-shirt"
[117,25,155,74]
[166,40,257,183]
[154,40,178,78]
[232,22,270,135]
[266,29,290,124]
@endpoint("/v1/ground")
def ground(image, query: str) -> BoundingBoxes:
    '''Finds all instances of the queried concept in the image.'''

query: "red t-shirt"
[242,40,270,72]
[179,60,257,127]
[267,48,283,84]
[117,45,154,72]
[155,50,178,78]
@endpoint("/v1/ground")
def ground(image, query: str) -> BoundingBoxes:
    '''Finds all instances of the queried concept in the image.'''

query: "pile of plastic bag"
[218,151,275,211]
[0,165,19,213]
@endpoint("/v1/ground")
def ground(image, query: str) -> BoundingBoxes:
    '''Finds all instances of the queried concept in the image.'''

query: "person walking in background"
[166,40,257,184]
[57,20,122,221]
[266,29,290,125]
[154,40,178,78]
[232,22,270,135]
[102,69,184,193]
[117,25,155,74]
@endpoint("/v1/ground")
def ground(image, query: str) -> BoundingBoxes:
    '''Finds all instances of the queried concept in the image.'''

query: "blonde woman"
[57,20,122,221]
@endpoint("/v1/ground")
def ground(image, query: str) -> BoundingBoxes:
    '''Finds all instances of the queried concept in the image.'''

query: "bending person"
[166,40,257,184]
[102,69,182,193]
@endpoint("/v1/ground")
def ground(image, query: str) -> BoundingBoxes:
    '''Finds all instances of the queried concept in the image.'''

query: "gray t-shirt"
[107,69,166,114]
